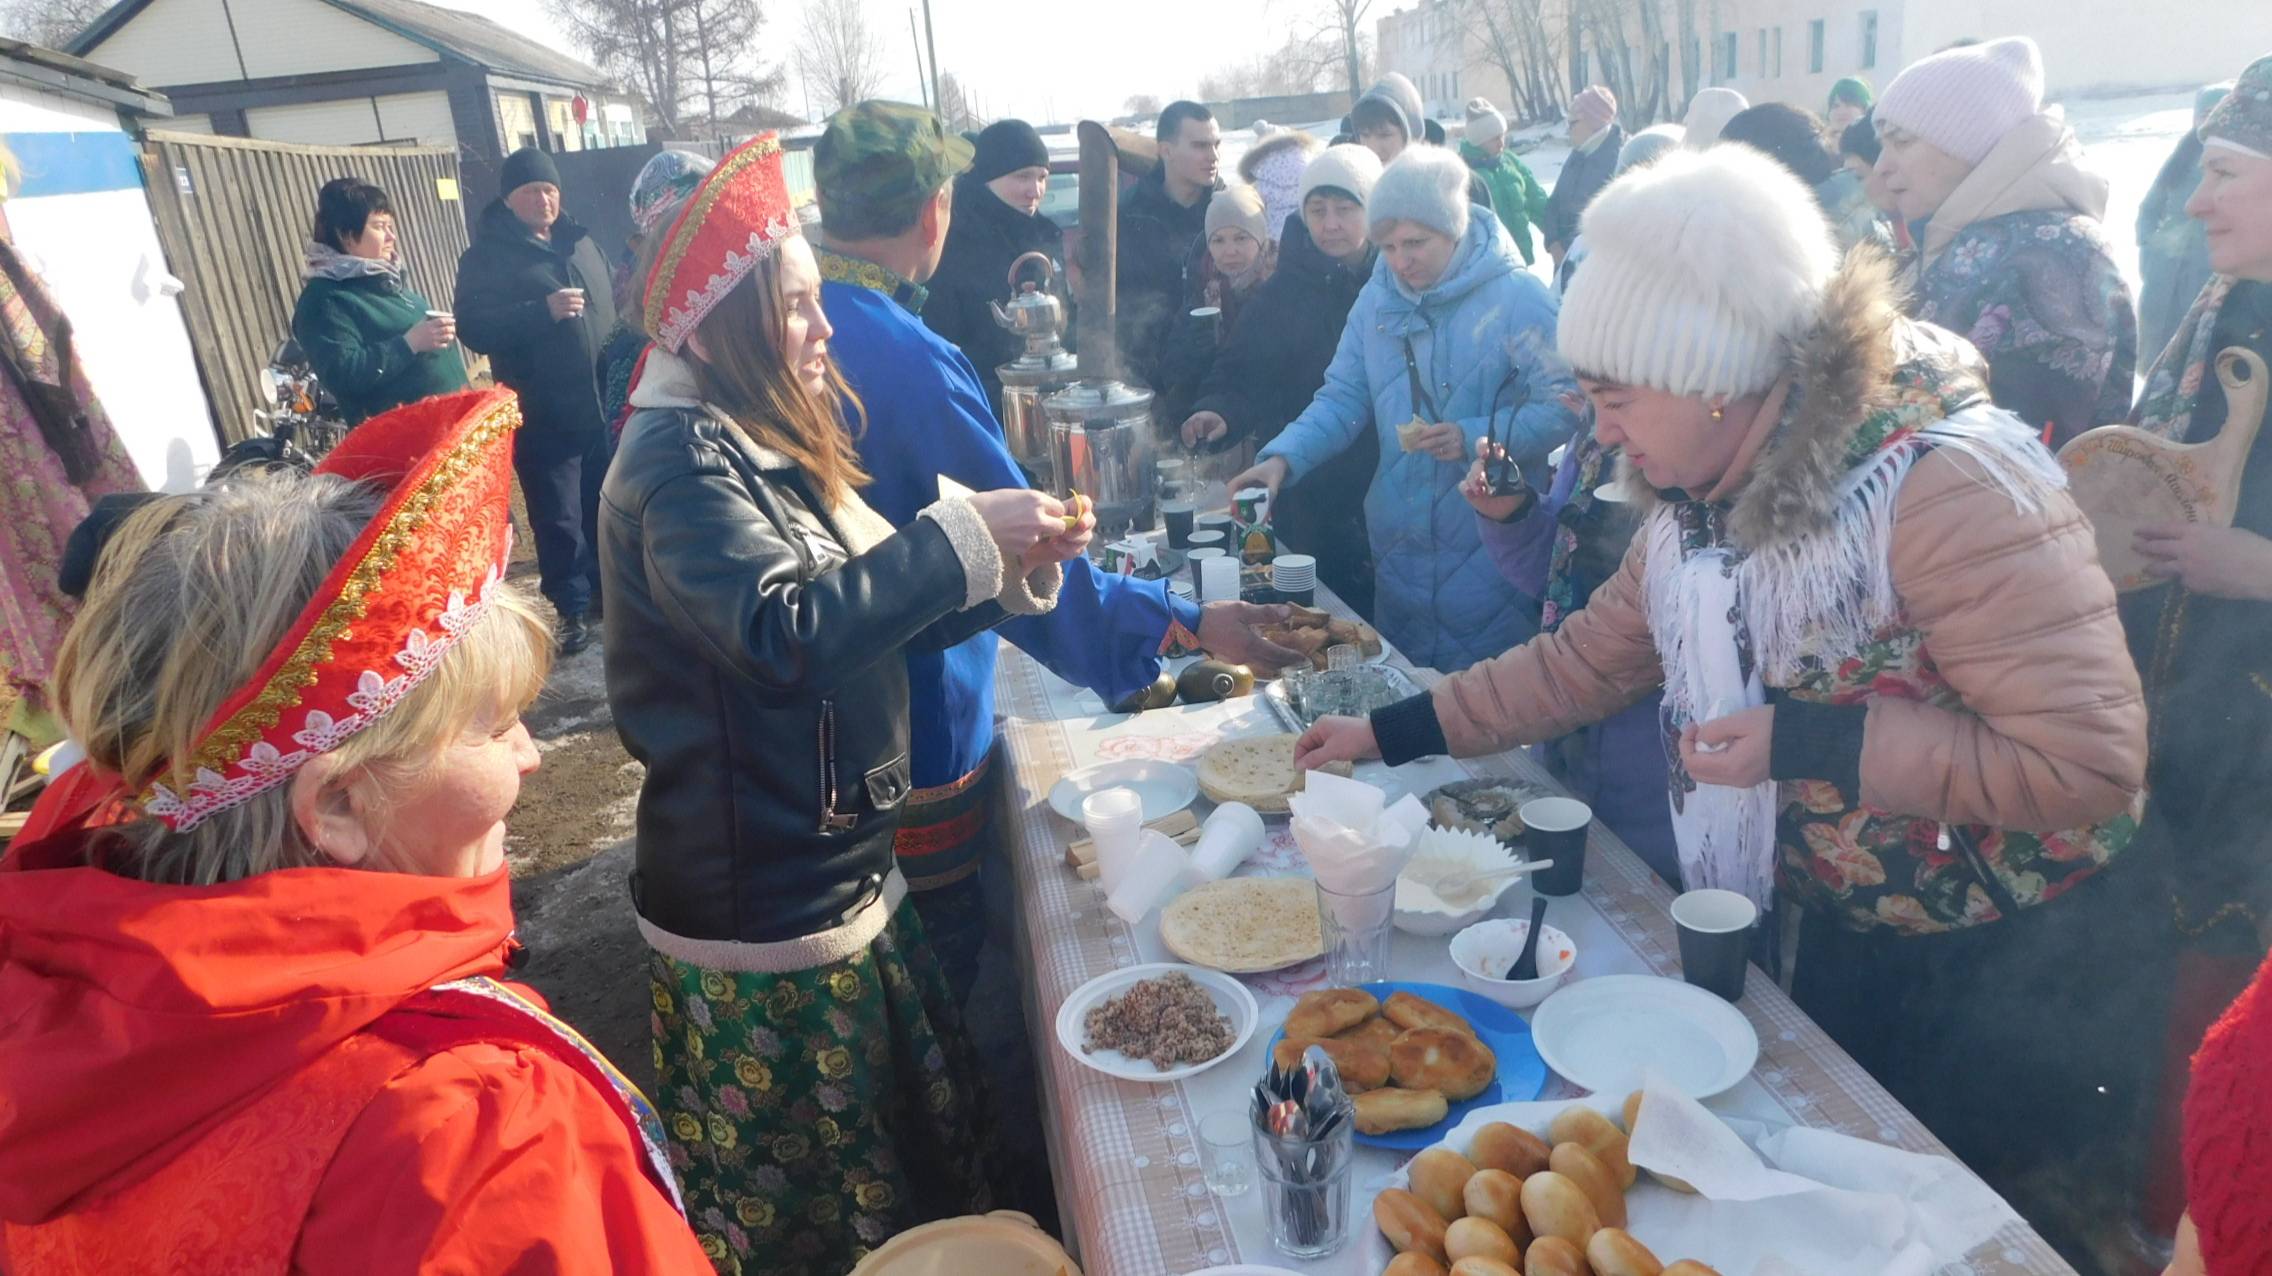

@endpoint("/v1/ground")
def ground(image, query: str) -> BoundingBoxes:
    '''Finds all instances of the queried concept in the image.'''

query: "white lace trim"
[146,556,510,832]
[654,219,793,352]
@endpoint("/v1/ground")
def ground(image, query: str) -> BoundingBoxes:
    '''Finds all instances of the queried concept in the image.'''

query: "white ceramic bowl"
[1450,916,1577,1008]
[1393,825,1523,935]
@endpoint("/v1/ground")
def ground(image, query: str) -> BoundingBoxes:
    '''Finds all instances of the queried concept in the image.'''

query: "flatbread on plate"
[1197,733,1350,815]
[1160,877,1324,972]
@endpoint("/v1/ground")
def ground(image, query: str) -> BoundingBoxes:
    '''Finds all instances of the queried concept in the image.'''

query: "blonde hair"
[50,468,553,885]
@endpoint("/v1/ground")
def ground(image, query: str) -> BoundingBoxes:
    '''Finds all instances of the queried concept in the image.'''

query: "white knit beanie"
[1300,143,1384,209]
[1875,36,2046,166]
[1368,145,1471,241]
[1464,98,1508,145]
[1682,87,1750,147]
[1205,183,1272,245]
[1557,146,1836,399]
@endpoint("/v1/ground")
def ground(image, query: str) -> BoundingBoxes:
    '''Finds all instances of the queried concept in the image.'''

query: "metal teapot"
[989,251,1066,346]
[993,251,1077,485]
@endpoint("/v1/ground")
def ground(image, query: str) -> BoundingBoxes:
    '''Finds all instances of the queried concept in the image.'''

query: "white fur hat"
[1557,145,1836,399]
[1682,87,1750,147]
[1368,145,1471,241]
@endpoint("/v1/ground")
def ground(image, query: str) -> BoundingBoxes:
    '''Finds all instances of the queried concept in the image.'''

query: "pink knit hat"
[1875,36,2046,166]
[1572,85,1619,129]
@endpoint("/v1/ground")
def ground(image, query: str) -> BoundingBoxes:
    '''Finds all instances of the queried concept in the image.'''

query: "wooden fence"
[138,131,470,446]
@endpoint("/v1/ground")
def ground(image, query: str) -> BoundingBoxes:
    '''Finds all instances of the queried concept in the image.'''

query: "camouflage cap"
[2200,53,2272,159]
[814,100,975,220]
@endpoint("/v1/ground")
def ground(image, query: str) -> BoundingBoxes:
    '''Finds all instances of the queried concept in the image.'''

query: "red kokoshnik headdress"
[642,132,797,354]
[139,388,522,832]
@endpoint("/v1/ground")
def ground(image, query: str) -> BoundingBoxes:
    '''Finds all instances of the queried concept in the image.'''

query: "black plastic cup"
[1163,500,1197,548]
[1518,797,1591,897]
[1196,512,1235,539]
[1279,586,1315,607]
[1671,888,1757,1001]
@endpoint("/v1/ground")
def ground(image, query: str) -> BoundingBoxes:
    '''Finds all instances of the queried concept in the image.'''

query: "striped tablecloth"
[994,599,2076,1276]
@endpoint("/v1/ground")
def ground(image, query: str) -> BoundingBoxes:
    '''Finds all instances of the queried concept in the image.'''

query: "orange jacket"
[0,812,709,1274]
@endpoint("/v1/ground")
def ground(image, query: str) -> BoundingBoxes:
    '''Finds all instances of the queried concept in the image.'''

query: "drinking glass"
[1315,879,1396,986]
[1199,1110,1253,1197]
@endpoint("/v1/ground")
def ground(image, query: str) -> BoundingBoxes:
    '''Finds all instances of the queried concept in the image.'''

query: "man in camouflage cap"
[810,101,1293,1012]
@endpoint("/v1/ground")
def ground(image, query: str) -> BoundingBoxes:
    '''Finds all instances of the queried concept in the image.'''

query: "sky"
[441,0,1329,125]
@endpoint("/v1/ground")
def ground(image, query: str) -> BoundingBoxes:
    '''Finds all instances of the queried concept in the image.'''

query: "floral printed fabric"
[648,899,996,1276]
[1759,352,2134,936]
[1910,209,2136,447]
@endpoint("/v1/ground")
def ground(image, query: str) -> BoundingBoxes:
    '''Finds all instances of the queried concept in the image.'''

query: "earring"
[1711,404,1725,421]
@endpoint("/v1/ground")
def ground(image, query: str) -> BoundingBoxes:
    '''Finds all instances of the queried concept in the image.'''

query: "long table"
[995,593,2078,1276]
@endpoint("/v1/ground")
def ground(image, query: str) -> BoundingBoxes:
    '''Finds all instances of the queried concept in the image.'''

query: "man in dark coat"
[1544,85,1626,269]
[923,118,1068,415]
[1179,143,1384,617]
[454,146,616,654]
[1117,100,1217,390]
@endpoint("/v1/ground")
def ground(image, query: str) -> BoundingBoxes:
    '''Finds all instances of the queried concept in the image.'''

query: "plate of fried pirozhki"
[1369,1094,1727,1276]
[1264,982,1546,1150]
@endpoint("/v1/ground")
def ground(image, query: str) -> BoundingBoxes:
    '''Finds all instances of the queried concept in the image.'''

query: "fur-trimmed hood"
[1629,248,1990,550]
[1238,129,1321,185]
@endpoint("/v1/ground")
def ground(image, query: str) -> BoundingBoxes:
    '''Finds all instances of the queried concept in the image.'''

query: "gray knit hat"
[1205,183,1272,245]
[1299,143,1383,209]
[1464,98,1508,145]
[1368,145,1471,240]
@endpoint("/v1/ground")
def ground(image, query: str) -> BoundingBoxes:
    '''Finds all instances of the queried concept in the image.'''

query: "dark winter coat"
[290,272,468,424]
[923,172,1070,415]
[1543,124,1625,250]
[1189,214,1378,611]
[1152,231,1272,430]
[454,201,616,455]
[1116,165,1211,389]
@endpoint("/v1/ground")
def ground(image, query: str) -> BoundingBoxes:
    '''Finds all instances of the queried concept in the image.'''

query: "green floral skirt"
[648,897,997,1275]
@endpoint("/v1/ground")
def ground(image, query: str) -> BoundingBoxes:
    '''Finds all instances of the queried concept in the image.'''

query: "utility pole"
[908,9,931,109]
[921,0,942,125]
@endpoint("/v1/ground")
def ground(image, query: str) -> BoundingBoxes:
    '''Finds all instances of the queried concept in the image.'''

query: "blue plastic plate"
[1265,979,1550,1151]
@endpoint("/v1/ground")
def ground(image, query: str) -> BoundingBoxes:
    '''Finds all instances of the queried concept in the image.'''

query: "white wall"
[374,90,455,146]
[84,0,439,86]
[0,84,217,488]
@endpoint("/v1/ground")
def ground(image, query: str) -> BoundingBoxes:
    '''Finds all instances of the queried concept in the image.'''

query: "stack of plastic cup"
[1081,787,1145,894]
[1199,554,1241,603]
[1272,554,1317,605]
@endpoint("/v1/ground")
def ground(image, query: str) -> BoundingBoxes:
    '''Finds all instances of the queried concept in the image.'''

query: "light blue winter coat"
[1259,207,1583,672]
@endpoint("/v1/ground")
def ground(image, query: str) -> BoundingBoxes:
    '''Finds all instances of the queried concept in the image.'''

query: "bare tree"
[936,72,975,133]
[551,0,784,133]
[0,0,113,48]
[1123,93,1162,117]
[795,0,887,117]
[1197,26,1351,103]
[1324,0,1375,96]
[1459,0,1567,124]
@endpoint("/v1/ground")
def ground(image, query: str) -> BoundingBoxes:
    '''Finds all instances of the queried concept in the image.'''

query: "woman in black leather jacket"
[596,136,1091,1276]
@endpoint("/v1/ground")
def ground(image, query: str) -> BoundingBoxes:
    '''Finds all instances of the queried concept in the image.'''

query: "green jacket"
[291,272,469,425]
[1458,140,1550,265]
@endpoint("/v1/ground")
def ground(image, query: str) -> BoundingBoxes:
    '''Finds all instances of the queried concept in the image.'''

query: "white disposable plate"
[1529,974,1760,1099]
[1055,962,1259,1084]
[1048,759,1199,824]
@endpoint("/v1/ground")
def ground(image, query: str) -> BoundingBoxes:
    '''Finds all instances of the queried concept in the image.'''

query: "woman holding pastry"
[1296,146,2147,1245]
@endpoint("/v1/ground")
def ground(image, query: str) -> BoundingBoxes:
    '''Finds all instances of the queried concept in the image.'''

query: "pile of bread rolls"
[1372,1095,1719,1276]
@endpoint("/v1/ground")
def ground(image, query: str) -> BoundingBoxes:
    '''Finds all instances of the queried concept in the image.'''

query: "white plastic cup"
[1107,829,1194,923]
[1199,554,1241,603]
[1190,801,1265,880]
[1082,787,1145,894]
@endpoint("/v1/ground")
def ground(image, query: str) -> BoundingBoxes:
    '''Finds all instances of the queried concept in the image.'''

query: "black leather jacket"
[600,403,1013,944]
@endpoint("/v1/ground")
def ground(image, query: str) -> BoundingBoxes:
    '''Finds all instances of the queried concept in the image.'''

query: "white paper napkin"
[1288,770,1429,894]
[1621,1071,2023,1275]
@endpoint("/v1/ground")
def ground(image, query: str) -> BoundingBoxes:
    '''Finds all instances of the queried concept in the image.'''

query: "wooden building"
[65,0,644,163]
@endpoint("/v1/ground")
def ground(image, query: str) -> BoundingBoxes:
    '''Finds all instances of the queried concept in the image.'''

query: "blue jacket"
[820,255,1200,788]
[1258,209,1582,671]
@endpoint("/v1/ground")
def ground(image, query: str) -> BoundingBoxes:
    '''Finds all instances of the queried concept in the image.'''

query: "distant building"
[0,38,213,485]
[67,0,646,163]
[1379,0,2272,122]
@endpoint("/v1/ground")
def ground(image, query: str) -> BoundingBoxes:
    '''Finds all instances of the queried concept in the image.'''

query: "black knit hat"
[967,119,1050,185]
[499,146,563,196]
[1718,102,1839,187]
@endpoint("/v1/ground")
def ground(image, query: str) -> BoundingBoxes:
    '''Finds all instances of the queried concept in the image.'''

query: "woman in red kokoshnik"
[0,388,708,1272]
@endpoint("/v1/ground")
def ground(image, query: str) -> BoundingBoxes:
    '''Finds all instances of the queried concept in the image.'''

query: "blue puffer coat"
[1259,208,1582,671]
